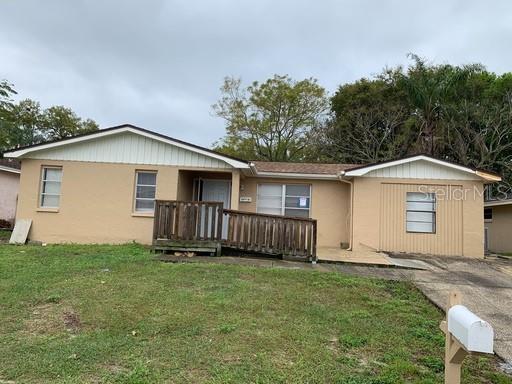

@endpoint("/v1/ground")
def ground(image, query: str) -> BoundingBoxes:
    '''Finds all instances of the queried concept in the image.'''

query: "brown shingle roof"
[0,158,20,170]
[252,161,360,175]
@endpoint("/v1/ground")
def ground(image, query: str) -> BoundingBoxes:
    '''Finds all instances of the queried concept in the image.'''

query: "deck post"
[311,220,318,263]
[152,201,161,243]
[230,170,240,210]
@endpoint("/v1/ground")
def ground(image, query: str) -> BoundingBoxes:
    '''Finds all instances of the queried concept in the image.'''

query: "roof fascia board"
[4,126,249,169]
[484,199,512,207]
[344,155,487,178]
[0,165,21,174]
[476,171,501,182]
[4,128,122,158]
[251,171,339,180]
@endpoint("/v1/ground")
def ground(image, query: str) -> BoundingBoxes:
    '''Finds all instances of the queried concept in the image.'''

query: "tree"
[212,75,329,161]
[41,106,99,140]
[319,55,512,185]
[315,70,411,164]
[0,81,99,154]
[9,99,45,148]
[400,54,484,155]
[0,80,17,151]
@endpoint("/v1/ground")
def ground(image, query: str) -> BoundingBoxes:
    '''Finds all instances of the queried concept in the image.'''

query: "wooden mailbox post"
[439,291,494,384]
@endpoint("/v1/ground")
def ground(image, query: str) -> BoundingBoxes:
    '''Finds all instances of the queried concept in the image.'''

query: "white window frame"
[406,192,436,234]
[257,183,311,218]
[39,166,63,209]
[134,171,157,213]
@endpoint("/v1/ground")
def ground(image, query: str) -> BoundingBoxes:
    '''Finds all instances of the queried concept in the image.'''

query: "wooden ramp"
[152,200,317,262]
[223,209,317,262]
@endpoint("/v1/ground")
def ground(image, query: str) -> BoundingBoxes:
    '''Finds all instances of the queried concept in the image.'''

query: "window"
[40,167,62,208]
[257,184,311,218]
[406,192,436,233]
[484,207,493,222]
[134,171,157,212]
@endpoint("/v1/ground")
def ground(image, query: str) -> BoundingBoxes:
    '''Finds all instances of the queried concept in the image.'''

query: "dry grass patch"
[22,302,82,337]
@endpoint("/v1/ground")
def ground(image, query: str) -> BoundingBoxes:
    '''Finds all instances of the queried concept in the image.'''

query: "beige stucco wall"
[0,170,20,223]
[352,177,485,258]
[177,171,194,201]
[176,170,235,205]
[16,158,486,258]
[485,204,512,254]
[239,177,350,248]
[16,159,234,244]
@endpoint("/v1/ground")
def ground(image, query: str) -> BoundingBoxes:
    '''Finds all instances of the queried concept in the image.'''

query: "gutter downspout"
[338,171,354,251]
[248,162,258,176]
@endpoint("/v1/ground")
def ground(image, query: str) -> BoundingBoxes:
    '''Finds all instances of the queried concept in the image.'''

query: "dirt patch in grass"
[62,310,81,333]
[22,303,81,336]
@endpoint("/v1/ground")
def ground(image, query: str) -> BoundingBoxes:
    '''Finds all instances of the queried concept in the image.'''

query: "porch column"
[230,170,240,210]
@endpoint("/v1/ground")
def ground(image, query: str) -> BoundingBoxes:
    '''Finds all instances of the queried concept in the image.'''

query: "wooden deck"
[152,200,317,262]
[153,200,223,255]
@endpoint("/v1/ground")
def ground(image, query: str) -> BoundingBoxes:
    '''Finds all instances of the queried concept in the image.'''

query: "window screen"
[257,184,311,218]
[40,167,62,208]
[135,171,157,212]
[406,192,436,233]
[284,184,310,218]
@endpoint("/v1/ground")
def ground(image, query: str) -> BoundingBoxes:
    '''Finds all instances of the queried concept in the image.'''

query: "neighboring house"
[3,124,500,257]
[0,158,21,226]
[484,199,512,254]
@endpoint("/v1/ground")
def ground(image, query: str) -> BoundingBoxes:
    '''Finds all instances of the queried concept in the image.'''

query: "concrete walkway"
[317,247,392,266]
[317,247,431,270]
[404,255,512,366]
[319,254,512,366]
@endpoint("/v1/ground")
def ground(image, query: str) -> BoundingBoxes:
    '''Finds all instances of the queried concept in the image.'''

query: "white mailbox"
[448,305,494,353]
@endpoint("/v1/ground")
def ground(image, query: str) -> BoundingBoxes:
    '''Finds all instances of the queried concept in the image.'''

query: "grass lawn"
[0,244,510,384]
[0,229,11,242]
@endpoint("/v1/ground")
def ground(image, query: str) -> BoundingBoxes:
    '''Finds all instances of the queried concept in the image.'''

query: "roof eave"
[0,165,21,174]
[484,199,512,207]
[250,170,339,180]
[343,155,500,182]
[3,125,250,170]
[476,171,501,183]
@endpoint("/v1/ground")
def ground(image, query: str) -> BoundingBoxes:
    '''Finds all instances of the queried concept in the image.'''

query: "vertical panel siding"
[29,132,231,169]
[379,183,463,256]
[366,160,479,180]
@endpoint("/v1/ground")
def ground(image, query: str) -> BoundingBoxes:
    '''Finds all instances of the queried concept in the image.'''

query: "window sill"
[484,219,493,223]
[132,212,154,218]
[37,208,59,213]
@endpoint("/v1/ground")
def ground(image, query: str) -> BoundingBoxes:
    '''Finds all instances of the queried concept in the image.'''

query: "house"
[483,199,512,254]
[0,158,21,227]
[3,124,500,258]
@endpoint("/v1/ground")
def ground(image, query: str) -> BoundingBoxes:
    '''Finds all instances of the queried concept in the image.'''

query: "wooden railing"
[223,209,317,261]
[153,200,223,242]
[153,200,318,261]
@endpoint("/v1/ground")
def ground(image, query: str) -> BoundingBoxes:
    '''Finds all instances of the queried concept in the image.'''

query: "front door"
[199,179,231,239]
[201,180,231,209]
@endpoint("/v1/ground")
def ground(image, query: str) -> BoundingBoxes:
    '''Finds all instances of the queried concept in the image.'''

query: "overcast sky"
[1,1,512,147]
